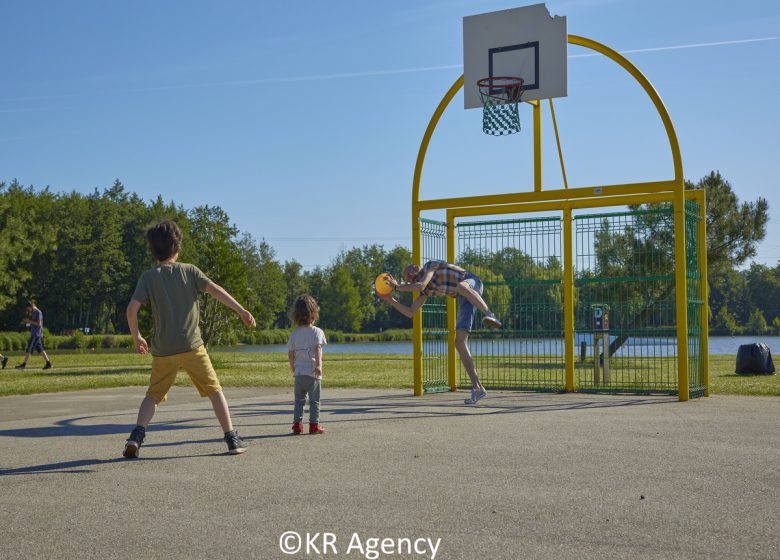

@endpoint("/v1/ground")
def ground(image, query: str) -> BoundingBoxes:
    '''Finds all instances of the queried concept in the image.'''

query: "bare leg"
[135,396,158,427]
[124,396,156,458]
[41,350,51,363]
[456,282,491,315]
[209,391,234,433]
[455,329,482,391]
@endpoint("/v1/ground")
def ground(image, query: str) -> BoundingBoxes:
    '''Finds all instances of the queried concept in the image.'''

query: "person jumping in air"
[287,294,327,435]
[377,260,501,405]
[123,220,256,458]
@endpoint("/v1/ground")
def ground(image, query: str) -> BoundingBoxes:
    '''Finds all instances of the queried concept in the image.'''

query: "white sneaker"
[482,313,502,329]
[464,387,487,405]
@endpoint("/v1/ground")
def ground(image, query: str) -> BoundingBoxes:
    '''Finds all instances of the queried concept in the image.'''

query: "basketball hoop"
[477,76,524,136]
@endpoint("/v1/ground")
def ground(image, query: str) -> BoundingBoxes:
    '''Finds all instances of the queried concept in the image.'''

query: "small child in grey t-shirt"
[287,294,327,435]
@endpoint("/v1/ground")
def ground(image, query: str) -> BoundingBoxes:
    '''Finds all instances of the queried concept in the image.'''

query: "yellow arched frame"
[411,35,709,401]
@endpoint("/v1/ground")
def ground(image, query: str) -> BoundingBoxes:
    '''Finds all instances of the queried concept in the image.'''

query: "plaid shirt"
[415,260,468,297]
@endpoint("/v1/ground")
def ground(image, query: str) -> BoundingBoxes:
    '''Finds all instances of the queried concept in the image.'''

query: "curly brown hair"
[290,294,320,326]
[146,220,183,261]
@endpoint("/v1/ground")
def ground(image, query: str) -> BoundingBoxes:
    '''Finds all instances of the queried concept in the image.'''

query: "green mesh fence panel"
[456,217,565,391]
[420,206,705,398]
[685,200,705,398]
[574,208,679,394]
[420,218,449,393]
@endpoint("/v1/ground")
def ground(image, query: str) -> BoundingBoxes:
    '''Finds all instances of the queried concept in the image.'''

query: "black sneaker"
[14,363,25,370]
[224,431,247,455]
[43,361,52,370]
[482,313,503,329]
[123,426,146,459]
[1,356,7,369]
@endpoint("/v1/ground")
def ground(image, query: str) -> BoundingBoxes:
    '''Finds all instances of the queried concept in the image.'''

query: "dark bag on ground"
[735,343,776,375]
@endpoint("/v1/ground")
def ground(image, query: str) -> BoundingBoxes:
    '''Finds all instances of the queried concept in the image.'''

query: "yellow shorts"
[146,345,222,403]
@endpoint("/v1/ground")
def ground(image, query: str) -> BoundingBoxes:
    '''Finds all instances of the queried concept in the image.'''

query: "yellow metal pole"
[446,211,457,391]
[533,101,542,192]
[412,213,423,396]
[674,187,690,401]
[563,206,575,391]
[549,99,569,189]
[450,191,675,219]
[696,190,710,396]
[417,180,678,211]
[412,75,463,397]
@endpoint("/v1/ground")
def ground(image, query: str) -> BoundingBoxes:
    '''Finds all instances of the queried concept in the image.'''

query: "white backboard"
[463,3,567,109]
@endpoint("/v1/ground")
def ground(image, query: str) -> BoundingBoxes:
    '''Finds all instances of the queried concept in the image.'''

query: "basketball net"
[478,76,524,136]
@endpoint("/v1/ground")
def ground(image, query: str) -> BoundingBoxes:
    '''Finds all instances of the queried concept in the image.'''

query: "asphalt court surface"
[1,386,778,559]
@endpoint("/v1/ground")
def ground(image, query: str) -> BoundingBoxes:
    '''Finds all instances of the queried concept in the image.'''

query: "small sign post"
[592,304,610,385]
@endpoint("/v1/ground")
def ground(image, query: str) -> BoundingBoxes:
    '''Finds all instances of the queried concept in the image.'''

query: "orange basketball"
[374,273,393,296]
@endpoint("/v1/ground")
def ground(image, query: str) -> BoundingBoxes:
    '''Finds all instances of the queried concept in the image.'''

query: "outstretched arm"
[378,292,428,319]
[204,282,257,328]
[126,299,149,354]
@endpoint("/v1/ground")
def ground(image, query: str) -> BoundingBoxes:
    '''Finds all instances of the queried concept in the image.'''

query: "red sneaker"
[292,421,304,435]
[309,423,325,435]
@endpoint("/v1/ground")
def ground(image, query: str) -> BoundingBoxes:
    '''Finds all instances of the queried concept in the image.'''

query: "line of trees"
[0,179,413,345]
[0,171,776,344]
[636,172,774,335]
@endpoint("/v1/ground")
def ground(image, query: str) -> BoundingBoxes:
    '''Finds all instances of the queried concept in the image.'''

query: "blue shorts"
[456,273,483,332]
[26,335,45,354]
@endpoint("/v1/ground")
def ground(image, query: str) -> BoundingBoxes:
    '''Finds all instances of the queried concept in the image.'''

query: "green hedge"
[0,331,135,351]
[238,328,411,345]
[0,329,412,351]
[0,332,28,351]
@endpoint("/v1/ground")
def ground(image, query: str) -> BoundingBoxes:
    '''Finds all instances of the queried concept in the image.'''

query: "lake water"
[230,336,780,356]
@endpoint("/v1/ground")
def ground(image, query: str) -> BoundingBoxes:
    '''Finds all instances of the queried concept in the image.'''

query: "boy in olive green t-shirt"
[123,220,256,458]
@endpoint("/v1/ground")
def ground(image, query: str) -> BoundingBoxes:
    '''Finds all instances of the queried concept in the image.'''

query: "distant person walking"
[15,300,52,370]
[0,351,7,370]
[123,220,256,458]
[287,294,327,435]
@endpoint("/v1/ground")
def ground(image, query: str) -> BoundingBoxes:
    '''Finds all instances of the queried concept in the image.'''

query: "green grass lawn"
[0,350,776,397]
[0,350,413,397]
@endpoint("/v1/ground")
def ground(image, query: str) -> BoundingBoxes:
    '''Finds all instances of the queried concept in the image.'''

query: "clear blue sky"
[2,1,779,269]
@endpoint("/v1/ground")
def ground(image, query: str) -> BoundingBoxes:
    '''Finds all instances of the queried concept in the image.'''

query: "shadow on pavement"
[0,392,677,477]
[0,392,676,440]
[0,449,254,476]
[0,416,206,439]
[230,392,677,423]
